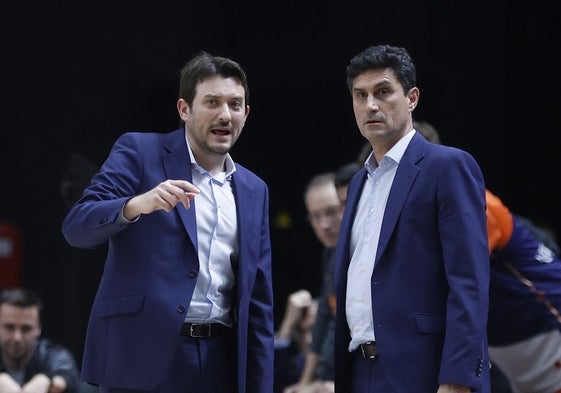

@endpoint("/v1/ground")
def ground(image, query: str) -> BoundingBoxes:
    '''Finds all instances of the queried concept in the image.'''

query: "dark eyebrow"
[352,79,393,93]
[202,93,244,102]
[372,80,393,89]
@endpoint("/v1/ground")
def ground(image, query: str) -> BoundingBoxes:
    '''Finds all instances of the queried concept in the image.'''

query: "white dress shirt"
[184,139,238,327]
[346,130,416,351]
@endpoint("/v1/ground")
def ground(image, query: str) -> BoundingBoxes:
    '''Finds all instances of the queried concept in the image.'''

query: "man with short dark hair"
[62,51,274,393]
[334,44,490,393]
[0,288,80,393]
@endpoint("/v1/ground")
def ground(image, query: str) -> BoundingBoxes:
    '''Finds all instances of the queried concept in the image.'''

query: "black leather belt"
[181,323,229,338]
[357,341,378,359]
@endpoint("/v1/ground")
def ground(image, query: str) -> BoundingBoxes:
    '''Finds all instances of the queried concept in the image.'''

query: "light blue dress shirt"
[184,140,238,326]
[346,130,416,351]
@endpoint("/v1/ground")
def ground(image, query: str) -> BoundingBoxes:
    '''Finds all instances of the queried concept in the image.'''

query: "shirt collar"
[185,136,237,182]
[365,129,416,173]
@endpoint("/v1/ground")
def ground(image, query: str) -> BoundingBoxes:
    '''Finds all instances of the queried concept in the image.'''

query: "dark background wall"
[1,1,560,366]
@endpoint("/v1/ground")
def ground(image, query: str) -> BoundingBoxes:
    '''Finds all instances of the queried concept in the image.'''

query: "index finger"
[169,179,201,194]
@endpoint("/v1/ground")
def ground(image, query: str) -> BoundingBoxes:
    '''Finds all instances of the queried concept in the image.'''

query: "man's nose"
[218,104,232,122]
[367,96,379,110]
[12,329,23,340]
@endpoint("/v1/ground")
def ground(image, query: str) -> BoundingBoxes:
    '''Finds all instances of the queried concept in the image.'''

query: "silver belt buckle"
[361,341,377,359]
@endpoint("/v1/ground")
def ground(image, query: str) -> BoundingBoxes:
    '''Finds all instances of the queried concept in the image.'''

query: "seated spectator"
[274,289,318,393]
[283,164,359,393]
[0,288,81,393]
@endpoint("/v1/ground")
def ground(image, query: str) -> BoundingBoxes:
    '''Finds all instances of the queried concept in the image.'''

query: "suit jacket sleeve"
[62,132,145,248]
[436,149,490,388]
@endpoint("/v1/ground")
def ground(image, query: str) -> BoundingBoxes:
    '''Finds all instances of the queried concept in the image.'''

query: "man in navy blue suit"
[62,51,274,393]
[333,44,491,392]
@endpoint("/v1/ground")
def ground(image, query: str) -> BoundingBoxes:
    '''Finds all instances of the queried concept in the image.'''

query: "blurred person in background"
[274,289,318,393]
[0,288,80,393]
[284,162,361,393]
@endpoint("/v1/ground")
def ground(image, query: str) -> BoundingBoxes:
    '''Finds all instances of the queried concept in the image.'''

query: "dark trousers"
[351,354,396,393]
[99,334,236,393]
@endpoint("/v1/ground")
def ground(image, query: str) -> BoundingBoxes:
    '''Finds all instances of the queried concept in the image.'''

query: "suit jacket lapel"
[231,170,256,256]
[162,129,198,250]
[375,133,425,266]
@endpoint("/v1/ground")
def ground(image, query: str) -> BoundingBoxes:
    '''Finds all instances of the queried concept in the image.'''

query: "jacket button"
[177,305,186,313]
[188,270,197,278]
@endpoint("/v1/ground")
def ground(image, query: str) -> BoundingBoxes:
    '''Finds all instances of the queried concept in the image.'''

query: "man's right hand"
[124,179,200,219]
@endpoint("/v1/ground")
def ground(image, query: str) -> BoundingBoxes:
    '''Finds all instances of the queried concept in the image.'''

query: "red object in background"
[0,221,22,288]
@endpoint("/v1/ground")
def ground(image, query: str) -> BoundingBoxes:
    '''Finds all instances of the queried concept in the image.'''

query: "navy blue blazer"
[62,129,274,392]
[334,132,491,392]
